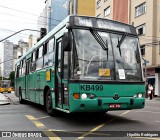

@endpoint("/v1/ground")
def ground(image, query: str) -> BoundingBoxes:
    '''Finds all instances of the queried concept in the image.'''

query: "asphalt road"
[0,92,160,140]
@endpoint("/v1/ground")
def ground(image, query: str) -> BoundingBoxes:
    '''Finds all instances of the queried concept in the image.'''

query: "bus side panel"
[28,72,36,102]
[35,70,42,104]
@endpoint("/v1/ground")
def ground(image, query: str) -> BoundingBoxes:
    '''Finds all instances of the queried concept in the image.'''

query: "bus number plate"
[80,85,103,91]
[109,104,121,108]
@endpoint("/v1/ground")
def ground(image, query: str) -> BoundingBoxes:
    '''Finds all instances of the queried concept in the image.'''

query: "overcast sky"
[0,0,45,44]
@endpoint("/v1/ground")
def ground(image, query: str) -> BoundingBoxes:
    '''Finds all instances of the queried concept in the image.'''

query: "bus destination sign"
[73,16,133,34]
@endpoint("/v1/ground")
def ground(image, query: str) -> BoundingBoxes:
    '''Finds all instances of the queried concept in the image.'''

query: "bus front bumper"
[70,97,145,112]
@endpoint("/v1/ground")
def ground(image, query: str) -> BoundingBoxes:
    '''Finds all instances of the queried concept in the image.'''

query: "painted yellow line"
[26,115,61,140]
[37,116,51,120]
[120,110,131,116]
[77,111,131,140]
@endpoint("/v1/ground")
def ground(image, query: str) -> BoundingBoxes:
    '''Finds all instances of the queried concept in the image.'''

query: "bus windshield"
[72,29,142,81]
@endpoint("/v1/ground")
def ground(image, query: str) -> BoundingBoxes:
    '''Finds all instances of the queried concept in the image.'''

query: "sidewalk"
[0,91,19,105]
[0,93,10,105]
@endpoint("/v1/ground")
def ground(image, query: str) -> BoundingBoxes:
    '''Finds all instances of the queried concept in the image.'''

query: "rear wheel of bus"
[19,88,25,104]
[45,88,56,116]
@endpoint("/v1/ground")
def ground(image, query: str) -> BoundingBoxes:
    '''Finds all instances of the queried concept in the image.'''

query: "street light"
[0,29,41,43]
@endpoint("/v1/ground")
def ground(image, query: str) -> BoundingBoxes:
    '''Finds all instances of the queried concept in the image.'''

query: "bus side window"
[30,52,36,72]
[44,38,55,67]
[48,38,55,53]
[19,61,23,76]
[26,59,30,75]
[35,49,39,60]
[16,65,20,77]
[36,46,43,70]
[43,42,48,55]
[22,59,26,75]
[63,51,68,79]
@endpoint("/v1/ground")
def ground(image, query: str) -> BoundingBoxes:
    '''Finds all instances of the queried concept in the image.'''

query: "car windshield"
[72,29,142,81]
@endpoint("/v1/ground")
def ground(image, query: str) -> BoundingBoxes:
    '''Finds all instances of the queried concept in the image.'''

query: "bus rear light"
[73,93,80,99]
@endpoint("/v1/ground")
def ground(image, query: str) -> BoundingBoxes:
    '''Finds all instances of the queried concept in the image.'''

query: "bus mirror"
[62,32,71,51]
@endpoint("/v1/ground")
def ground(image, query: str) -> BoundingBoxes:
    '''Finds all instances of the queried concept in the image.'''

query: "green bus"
[15,15,145,116]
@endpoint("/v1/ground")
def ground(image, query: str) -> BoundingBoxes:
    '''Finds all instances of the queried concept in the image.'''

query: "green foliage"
[9,71,15,87]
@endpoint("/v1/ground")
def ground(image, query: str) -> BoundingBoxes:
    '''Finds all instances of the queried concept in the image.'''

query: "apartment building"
[96,0,128,23]
[96,0,160,96]
[130,0,160,96]
[69,0,96,16]
[0,40,14,78]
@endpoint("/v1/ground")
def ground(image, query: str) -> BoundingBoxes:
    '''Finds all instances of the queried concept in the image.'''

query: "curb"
[0,93,10,105]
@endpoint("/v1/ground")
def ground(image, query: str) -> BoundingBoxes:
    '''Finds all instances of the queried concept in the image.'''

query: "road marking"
[134,111,160,114]
[37,116,51,120]
[77,110,131,140]
[26,115,61,140]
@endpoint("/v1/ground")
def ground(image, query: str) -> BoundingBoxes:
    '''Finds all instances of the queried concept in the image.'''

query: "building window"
[136,24,145,36]
[104,6,110,17]
[135,3,146,17]
[140,45,145,56]
[97,0,101,9]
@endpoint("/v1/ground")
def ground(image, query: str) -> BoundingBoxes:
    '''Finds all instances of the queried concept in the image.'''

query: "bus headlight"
[81,93,87,100]
[133,93,143,98]
[133,94,137,98]
[138,93,143,98]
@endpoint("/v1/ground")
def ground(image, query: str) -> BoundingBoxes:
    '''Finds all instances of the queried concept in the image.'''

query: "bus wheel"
[45,89,55,116]
[19,89,25,104]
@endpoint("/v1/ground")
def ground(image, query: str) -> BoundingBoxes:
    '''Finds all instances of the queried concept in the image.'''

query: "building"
[38,0,69,35]
[69,0,96,16]
[96,0,129,23]
[96,0,160,96]
[0,40,14,78]
[28,34,37,49]
[48,0,69,32]
[38,4,48,34]
[130,0,160,96]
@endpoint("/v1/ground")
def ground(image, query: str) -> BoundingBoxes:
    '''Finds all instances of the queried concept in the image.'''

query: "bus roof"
[16,15,137,64]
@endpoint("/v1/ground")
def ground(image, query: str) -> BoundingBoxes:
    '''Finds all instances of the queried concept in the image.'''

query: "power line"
[0,18,57,27]
[0,4,62,22]
[0,12,58,26]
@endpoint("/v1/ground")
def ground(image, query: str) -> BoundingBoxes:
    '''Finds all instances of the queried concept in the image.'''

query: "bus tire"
[45,89,55,116]
[19,88,25,104]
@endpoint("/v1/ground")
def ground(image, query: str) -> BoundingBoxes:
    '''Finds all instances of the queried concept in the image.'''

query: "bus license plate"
[109,104,121,108]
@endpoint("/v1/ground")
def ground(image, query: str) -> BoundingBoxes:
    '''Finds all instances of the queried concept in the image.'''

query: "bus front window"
[111,34,142,81]
[72,29,114,80]
[72,29,142,81]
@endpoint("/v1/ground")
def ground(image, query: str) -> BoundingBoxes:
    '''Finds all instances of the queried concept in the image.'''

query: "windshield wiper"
[117,33,127,56]
[89,27,109,60]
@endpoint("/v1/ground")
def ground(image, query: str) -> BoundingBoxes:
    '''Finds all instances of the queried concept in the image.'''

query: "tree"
[9,71,15,87]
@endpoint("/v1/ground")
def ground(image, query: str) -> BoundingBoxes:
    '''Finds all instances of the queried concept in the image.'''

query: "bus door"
[25,59,31,99]
[55,39,69,110]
